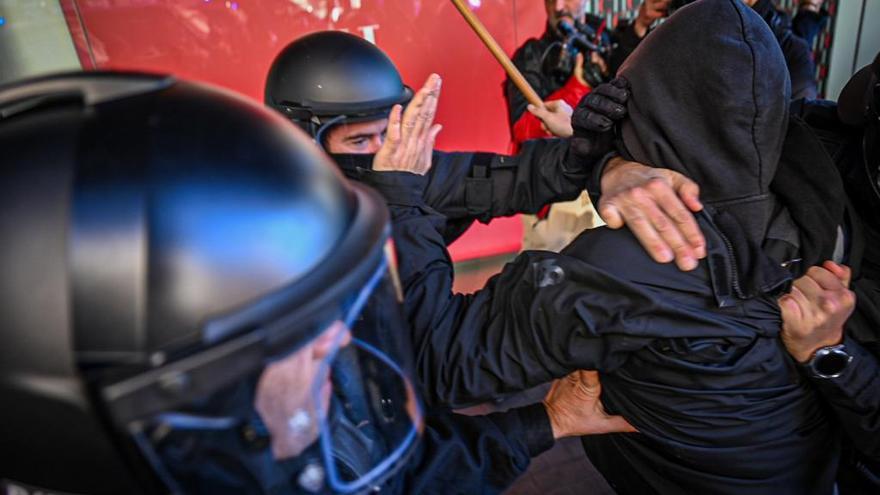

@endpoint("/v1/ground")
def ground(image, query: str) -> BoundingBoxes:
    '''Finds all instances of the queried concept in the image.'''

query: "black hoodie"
[349,2,841,494]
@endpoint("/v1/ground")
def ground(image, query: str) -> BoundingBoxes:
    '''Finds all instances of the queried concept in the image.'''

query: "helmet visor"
[114,254,422,494]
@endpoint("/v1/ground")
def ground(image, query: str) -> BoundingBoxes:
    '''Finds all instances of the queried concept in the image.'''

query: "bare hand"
[372,73,443,175]
[599,157,705,270]
[543,370,636,439]
[779,261,855,363]
[527,100,574,138]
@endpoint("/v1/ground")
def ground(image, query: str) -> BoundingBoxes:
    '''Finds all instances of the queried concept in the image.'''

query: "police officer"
[0,72,634,495]
[776,52,880,493]
[265,30,707,275]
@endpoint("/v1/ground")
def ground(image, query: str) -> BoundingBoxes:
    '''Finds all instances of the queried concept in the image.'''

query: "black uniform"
[348,2,843,493]
[332,137,589,245]
[788,97,880,493]
[390,405,552,494]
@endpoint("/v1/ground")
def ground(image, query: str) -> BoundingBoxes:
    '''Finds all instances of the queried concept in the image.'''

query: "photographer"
[504,0,612,146]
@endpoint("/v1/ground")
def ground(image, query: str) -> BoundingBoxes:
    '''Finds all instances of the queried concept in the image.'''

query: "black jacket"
[789,98,880,493]
[356,2,841,493]
[390,404,553,494]
[332,136,592,245]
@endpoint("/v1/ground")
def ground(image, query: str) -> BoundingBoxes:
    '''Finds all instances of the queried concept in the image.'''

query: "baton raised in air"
[449,0,544,108]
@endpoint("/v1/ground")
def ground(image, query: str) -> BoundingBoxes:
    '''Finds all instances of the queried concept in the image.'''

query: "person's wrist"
[790,328,845,363]
[542,401,567,440]
[599,156,639,194]
[602,155,628,176]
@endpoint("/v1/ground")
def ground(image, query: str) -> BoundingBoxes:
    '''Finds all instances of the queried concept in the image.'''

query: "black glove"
[567,77,629,174]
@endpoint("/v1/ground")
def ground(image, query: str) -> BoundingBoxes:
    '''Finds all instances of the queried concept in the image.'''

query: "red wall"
[61,0,549,260]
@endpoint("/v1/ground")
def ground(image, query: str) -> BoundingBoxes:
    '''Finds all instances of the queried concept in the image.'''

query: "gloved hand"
[567,76,629,169]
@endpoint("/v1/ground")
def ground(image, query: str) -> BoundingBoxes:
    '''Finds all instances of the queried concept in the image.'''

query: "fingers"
[609,76,630,91]
[778,294,804,323]
[675,177,703,212]
[420,124,443,174]
[384,104,403,150]
[822,260,851,288]
[427,124,443,149]
[792,270,825,303]
[572,107,614,133]
[597,202,625,229]
[545,100,573,116]
[805,265,848,291]
[407,73,441,141]
[599,177,704,268]
[601,189,674,264]
[591,80,629,104]
[664,174,705,255]
[583,92,627,121]
[399,74,440,171]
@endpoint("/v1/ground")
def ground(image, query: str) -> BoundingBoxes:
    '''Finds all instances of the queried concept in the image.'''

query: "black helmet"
[264,31,413,140]
[0,72,421,494]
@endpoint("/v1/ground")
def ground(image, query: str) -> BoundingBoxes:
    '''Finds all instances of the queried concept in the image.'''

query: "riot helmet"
[0,72,422,494]
[264,31,413,143]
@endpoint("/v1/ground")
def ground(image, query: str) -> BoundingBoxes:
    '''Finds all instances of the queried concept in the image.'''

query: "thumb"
[604,414,638,433]
[527,103,547,117]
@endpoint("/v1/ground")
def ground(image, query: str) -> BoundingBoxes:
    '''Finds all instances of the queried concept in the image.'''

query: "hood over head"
[618,0,791,243]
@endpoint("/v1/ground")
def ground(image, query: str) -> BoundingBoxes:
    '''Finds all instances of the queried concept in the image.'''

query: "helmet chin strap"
[313,115,348,151]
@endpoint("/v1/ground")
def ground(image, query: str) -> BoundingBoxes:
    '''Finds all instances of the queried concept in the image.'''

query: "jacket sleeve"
[809,335,880,460]
[424,139,591,223]
[392,404,554,494]
[333,140,594,244]
[354,170,659,407]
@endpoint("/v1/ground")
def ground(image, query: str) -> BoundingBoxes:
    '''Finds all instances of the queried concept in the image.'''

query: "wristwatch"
[805,344,853,379]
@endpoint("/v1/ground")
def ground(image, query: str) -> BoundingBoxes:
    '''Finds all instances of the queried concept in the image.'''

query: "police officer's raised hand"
[779,262,855,363]
[373,73,443,175]
[543,370,636,439]
[599,157,706,271]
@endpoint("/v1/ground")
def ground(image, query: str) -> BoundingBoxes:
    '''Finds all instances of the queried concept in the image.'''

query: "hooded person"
[340,0,842,494]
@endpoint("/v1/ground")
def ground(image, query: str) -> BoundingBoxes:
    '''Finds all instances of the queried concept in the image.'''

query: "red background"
[61,0,549,260]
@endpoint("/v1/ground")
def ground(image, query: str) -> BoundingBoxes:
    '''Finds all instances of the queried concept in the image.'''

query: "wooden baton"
[449,0,544,108]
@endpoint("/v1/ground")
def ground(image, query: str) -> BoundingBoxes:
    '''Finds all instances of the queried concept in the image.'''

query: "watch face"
[814,349,850,377]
